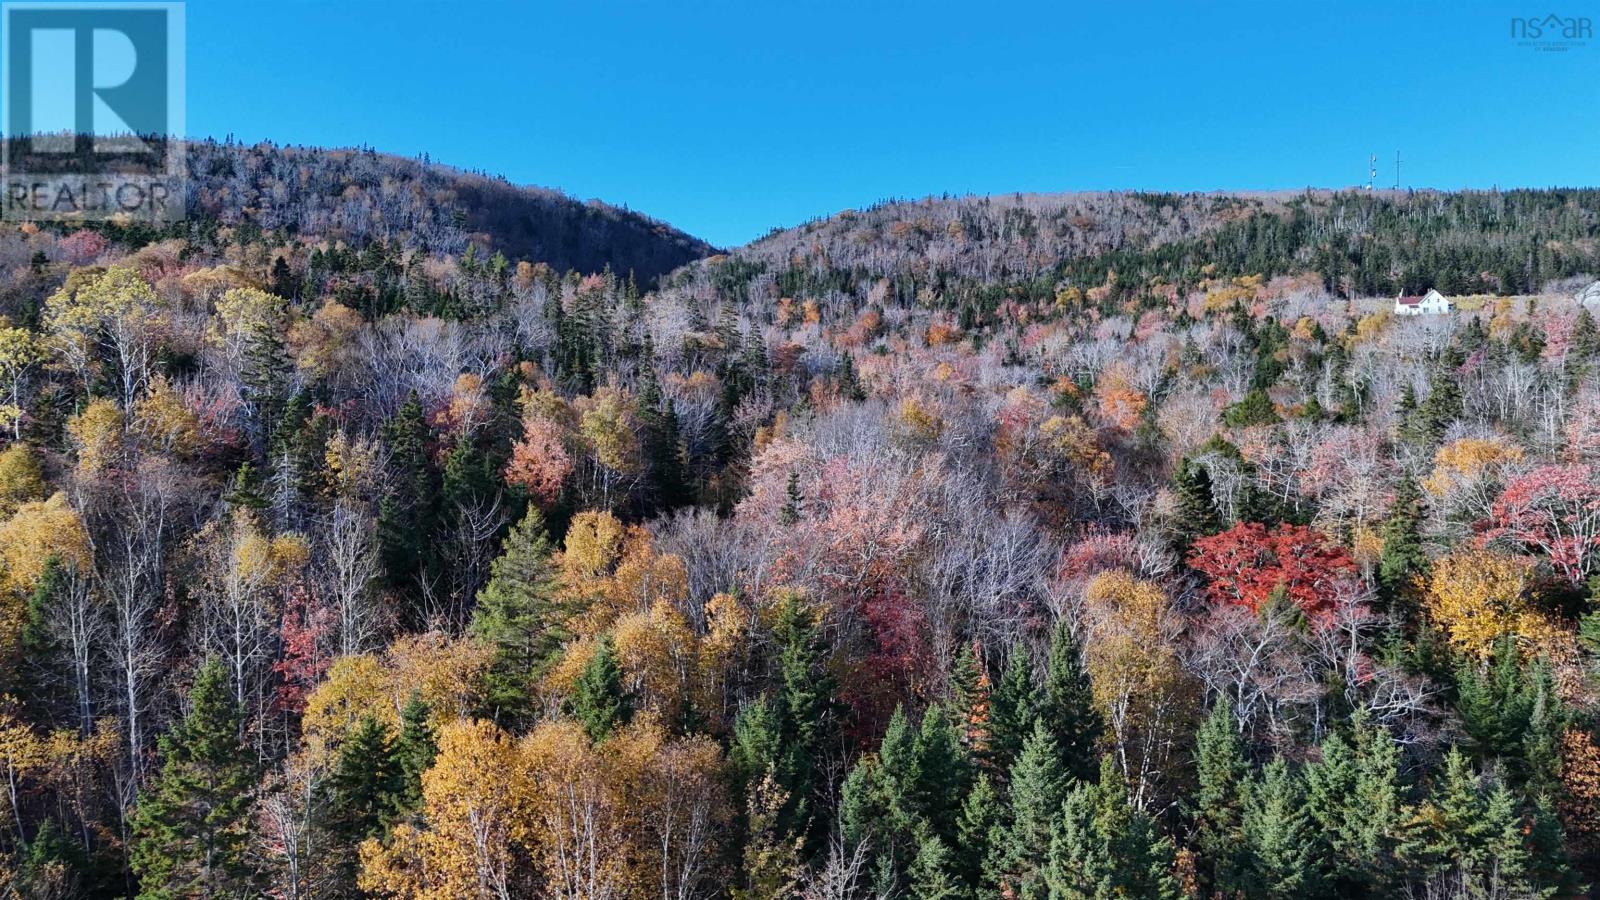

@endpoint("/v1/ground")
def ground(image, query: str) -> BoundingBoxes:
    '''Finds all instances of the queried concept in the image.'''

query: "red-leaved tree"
[1189,522,1357,619]
[1484,463,1600,583]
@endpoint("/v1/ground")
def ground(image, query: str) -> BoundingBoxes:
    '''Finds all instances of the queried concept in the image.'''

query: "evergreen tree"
[907,831,961,900]
[326,715,403,843]
[1040,620,1102,781]
[392,693,436,813]
[730,696,783,789]
[224,461,269,512]
[1222,387,1281,428]
[987,644,1038,774]
[570,636,629,741]
[378,392,439,601]
[268,255,297,300]
[769,592,837,848]
[440,432,494,514]
[837,352,866,402]
[130,660,259,900]
[778,471,802,526]
[989,722,1066,898]
[948,641,990,757]
[1377,474,1427,612]
[1454,640,1560,765]
[469,507,564,723]
[955,774,1002,894]
[1191,699,1248,897]
[1240,759,1323,899]
[637,349,691,511]
[1571,307,1599,367]
[1171,458,1223,549]
[913,703,973,846]
[1046,757,1180,900]
[1306,717,1408,894]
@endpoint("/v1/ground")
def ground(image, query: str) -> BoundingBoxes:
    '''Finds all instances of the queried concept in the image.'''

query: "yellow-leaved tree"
[359,719,532,899]
[1423,549,1558,660]
[1081,571,1197,813]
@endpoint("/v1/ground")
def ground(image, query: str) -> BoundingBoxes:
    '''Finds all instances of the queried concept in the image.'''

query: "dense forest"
[0,145,1598,899]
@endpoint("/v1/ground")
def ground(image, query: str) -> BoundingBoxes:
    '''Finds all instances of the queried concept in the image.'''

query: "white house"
[1394,288,1453,316]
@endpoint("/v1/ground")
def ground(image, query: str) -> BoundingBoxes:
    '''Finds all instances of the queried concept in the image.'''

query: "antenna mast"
[1368,154,1377,191]
[1394,150,1403,190]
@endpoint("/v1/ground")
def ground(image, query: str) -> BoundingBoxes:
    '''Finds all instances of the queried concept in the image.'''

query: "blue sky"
[179,0,1599,247]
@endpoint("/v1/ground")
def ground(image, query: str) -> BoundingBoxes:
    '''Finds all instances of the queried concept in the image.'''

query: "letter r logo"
[3,3,184,163]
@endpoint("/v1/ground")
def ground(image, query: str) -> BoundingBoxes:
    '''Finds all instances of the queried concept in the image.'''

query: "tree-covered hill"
[705,188,1600,322]
[22,138,719,284]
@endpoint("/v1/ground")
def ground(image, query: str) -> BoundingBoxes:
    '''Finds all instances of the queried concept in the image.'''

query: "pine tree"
[1240,759,1323,899]
[987,644,1038,774]
[469,506,564,723]
[570,636,629,741]
[130,660,260,900]
[1040,620,1102,781]
[1192,699,1248,897]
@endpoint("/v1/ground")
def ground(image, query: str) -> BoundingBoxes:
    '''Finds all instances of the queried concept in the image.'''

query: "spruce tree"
[990,722,1066,897]
[326,715,403,843]
[379,392,438,601]
[392,693,437,813]
[1192,699,1248,897]
[955,774,1002,894]
[130,660,259,900]
[1046,757,1180,900]
[987,644,1038,774]
[1171,458,1223,549]
[570,637,629,742]
[949,641,990,757]
[1306,716,1407,894]
[913,703,972,846]
[770,592,836,847]
[1040,620,1102,781]
[1377,475,1426,612]
[778,471,802,526]
[1240,759,1323,899]
[730,696,783,789]
[907,831,961,900]
[469,506,564,723]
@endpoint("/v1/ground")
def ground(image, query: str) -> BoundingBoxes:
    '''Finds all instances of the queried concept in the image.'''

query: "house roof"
[1397,296,1422,306]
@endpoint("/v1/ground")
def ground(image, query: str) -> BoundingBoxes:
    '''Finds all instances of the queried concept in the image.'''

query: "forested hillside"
[0,171,1598,899]
[34,139,718,286]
